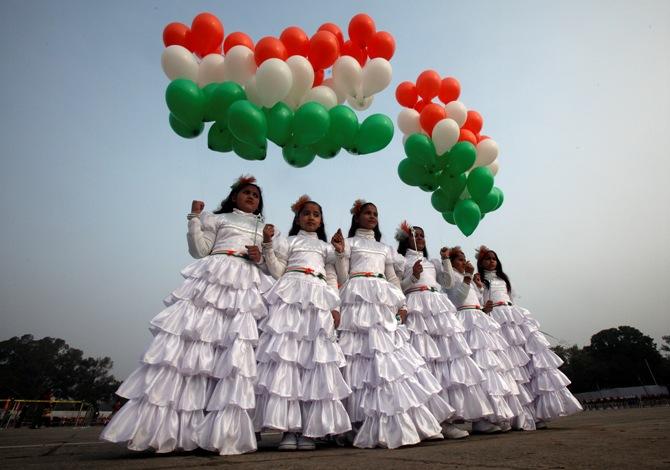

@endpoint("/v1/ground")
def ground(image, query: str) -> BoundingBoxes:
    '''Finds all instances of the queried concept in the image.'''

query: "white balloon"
[197,54,226,87]
[333,56,362,98]
[223,45,256,86]
[347,94,373,111]
[475,139,499,167]
[322,77,346,104]
[487,160,499,176]
[445,101,467,127]
[301,86,338,109]
[431,118,460,155]
[244,76,263,107]
[361,58,392,98]
[255,58,293,108]
[161,45,198,81]
[285,55,314,109]
[397,109,421,135]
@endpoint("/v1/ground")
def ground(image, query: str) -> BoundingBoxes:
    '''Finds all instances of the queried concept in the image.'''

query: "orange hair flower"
[291,194,311,214]
[231,174,257,189]
[475,245,491,260]
[394,220,413,241]
[350,199,367,216]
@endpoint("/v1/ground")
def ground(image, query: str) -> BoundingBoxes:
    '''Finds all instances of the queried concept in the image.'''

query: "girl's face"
[357,204,378,230]
[451,253,466,273]
[408,227,425,252]
[481,251,498,271]
[298,202,322,232]
[234,185,260,213]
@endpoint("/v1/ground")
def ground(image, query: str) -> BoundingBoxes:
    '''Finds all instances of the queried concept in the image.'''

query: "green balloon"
[328,105,359,148]
[467,167,495,201]
[478,189,500,213]
[169,113,204,138]
[454,199,482,236]
[227,100,267,149]
[353,114,394,155]
[293,102,330,146]
[232,137,266,160]
[165,79,206,126]
[312,137,341,159]
[265,102,293,147]
[418,172,439,192]
[282,143,316,168]
[205,81,247,123]
[437,171,467,198]
[442,211,455,225]
[431,189,454,212]
[492,187,505,210]
[404,134,436,168]
[397,159,428,186]
[202,84,219,122]
[446,141,476,176]
[207,121,233,152]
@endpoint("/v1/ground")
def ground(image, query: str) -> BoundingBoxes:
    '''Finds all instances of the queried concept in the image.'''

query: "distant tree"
[661,335,670,356]
[0,335,120,409]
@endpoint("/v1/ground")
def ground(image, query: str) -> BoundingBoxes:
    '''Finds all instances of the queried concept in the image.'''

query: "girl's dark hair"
[477,250,512,293]
[288,201,327,242]
[213,183,264,215]
[396,226,428,258]
[348,202,382,241]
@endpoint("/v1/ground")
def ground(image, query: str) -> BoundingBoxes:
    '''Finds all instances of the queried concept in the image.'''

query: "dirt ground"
[1,407,669,469]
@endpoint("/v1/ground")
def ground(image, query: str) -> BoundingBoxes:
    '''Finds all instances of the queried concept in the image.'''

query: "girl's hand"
[191,200,205,214]
[465,261,475,275]
[473,273,483,288]
[245,245,262,263]
[263,224,274,243]
[464,275,472,285]
[331,228,345,253]
[397,308,408,324]
[482,300,493,313]
[412,260,423,279]
[331,310,341,329]
[440,247,450,260]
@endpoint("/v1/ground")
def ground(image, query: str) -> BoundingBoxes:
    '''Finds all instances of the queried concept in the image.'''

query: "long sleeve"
[451,276,471,306]
[325,263,340,309]
[334,239,350,285]
[262,241,287,279]
[385,263,402,290]
[187,212,217,258]
[400,269,418,291]
[435,258,455,289]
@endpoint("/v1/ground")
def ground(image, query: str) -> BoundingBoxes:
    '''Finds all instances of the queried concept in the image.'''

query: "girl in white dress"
[395,223,494,439]
[254,196,351,451]
[476,246,582,427]
[101,175,270,455]
[332,200,452,449]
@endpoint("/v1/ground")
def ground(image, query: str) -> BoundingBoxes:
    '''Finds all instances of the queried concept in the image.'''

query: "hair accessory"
[449,245,464,256]
[291,194,311,214]
[231,174,257,189]
[350,199,367,215]
[394,220,413,242]
[475,245,491,260]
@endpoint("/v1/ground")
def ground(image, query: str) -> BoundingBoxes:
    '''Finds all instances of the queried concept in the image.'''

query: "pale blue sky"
[1,0,669,378]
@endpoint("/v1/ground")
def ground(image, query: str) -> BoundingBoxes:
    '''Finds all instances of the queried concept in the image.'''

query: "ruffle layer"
[260,302,335,341]
[340,277,405,308]
[339,302,399,332]
[353,405,442,449]
[531,367,572,393]
[100,399,203,453]
[180,254,271,290]
[264,273,340,311]
[445,383,494,421]
[206,374,256,410]
[343,344,427,388]
[428,355,487,388]
[256,333,345,369]
[197,406,257,455]
[256,360,351,400]
[535,388,583,420]
[339,326,414,358]
[151,302,259,346]
[211,339,257,379]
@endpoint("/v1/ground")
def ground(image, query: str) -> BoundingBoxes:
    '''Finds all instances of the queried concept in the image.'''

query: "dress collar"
[298,230,318,239]
[355,228,376,240]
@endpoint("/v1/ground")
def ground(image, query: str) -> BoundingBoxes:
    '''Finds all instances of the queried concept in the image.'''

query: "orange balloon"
[416,70,441,101]
[280,26,309,57]
[163,22,191,49]
[224,31,254,53]
[318,23,344,49]
[367,31,395,60]
[341,40,367,66]
[313,68,325,86]
[459,129,478,145]
[478,134,490,142]
[254,36,288,66]
[438,77,460,104]
[420,103,447,135]
[308,30,340,70]
[190,13,224,57]
[414,99,428,113]
[463,110,483,134]
[348,13,376,48]
[395,81,418,108]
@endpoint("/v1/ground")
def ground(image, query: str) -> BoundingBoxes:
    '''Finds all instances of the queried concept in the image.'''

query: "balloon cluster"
[395,71,503,236]
[161,12,396,167]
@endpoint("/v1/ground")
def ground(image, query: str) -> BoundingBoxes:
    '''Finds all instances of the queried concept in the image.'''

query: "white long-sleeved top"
[187,208,265,259]
[262,230,339,291]
[482,271,513,304]
[400,249,455,292]
[334,229,403,290]
[446,270,483,308]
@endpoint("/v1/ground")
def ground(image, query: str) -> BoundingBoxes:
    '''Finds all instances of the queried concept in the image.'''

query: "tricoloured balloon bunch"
[161,12,396,167]
[395,70,504,236]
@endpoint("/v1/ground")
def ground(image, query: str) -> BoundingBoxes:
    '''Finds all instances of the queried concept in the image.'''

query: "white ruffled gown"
[482,271,582,422]
[101,209,271,455]
[445,272,523,426]
[400,250,494,422]
[254,230,352,438]
[336,229,452,449]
